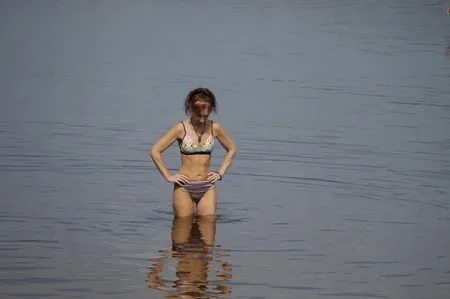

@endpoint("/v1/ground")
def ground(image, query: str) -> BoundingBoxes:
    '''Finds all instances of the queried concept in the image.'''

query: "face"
[191,99,212,123]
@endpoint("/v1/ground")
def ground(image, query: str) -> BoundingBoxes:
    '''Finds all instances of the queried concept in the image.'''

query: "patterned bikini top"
[178,120,215,155]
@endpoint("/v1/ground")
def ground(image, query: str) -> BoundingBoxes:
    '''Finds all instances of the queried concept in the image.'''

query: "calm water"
[1,1,450,298]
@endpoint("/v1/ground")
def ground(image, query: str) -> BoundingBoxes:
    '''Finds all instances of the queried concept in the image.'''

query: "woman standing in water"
[150,88,236,218]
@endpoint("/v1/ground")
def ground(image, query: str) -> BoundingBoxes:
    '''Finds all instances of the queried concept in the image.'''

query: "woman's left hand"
[207,171,222,183]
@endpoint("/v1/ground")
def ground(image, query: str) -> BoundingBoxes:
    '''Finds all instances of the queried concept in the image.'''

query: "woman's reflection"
[147,216,232,298]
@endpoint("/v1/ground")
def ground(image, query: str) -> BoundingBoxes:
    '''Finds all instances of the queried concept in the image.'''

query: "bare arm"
[149,123,184,181]
[214,121,236,178]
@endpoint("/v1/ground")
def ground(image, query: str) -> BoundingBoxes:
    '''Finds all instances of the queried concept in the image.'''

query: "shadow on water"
[147,216,232,299]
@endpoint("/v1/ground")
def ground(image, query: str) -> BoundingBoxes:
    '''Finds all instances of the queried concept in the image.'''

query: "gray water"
[1,1,450,298]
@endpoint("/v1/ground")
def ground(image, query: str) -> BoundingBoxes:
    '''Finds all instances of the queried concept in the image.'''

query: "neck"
[190,118,207,130]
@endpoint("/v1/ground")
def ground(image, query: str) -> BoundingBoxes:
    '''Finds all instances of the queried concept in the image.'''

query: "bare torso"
[179,155,212,181]
[177,119,215,181]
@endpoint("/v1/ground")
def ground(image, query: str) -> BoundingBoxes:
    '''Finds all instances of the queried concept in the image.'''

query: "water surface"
[1,1,450,298]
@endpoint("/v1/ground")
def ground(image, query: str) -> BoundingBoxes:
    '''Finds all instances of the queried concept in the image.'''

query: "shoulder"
[171,121,185,131]
[167,121,185,139]
[212,120,226,136]
[212,119,221,130]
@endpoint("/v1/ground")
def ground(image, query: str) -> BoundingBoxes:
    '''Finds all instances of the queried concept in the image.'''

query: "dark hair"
[184,88,217,115]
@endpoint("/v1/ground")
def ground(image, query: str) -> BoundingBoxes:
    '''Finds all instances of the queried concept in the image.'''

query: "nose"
[201,106,210,114]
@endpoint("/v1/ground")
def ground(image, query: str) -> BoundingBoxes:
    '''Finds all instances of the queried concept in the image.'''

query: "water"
[1,0,450,298]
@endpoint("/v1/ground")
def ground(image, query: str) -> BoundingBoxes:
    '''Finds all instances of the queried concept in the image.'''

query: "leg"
[196,187,217,217]
[171,216,193,246]
[173,185,194,218]
[197,215,217,246]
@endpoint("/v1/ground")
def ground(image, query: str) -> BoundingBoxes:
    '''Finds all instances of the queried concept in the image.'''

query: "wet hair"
[184,87,217,115]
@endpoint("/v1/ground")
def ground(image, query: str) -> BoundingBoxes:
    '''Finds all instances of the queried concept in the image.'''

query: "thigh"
[196,187,217,217]
[173,185,194,218]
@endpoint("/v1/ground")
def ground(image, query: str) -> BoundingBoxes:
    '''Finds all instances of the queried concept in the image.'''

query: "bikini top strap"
[210,120,214,137]
[180,121,186,139]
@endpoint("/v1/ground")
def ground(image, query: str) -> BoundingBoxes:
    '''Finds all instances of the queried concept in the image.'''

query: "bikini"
[179,120,215,155]
[177,120,216,200]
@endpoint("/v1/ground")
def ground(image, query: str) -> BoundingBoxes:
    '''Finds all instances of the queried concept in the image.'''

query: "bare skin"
[150,99,236,218]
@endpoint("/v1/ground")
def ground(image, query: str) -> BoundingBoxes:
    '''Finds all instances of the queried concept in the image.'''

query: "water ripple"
[2,1,449,299]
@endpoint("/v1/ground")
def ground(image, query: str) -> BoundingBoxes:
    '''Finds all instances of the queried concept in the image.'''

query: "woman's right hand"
[166,173,189,185]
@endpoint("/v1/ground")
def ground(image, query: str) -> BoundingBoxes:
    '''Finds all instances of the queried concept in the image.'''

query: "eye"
[193,103,211,112]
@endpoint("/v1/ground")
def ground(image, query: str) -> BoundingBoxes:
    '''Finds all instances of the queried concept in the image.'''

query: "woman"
[150,88,236,218]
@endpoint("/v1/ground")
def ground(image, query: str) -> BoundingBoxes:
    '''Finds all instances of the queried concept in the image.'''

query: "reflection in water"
[147,216,232,299]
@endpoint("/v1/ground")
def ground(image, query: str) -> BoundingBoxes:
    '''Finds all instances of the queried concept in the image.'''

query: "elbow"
[149,146,160,160]
[229,147,237,159]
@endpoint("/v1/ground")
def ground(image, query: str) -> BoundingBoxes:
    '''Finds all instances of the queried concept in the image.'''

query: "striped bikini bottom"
[179,180,214,201]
